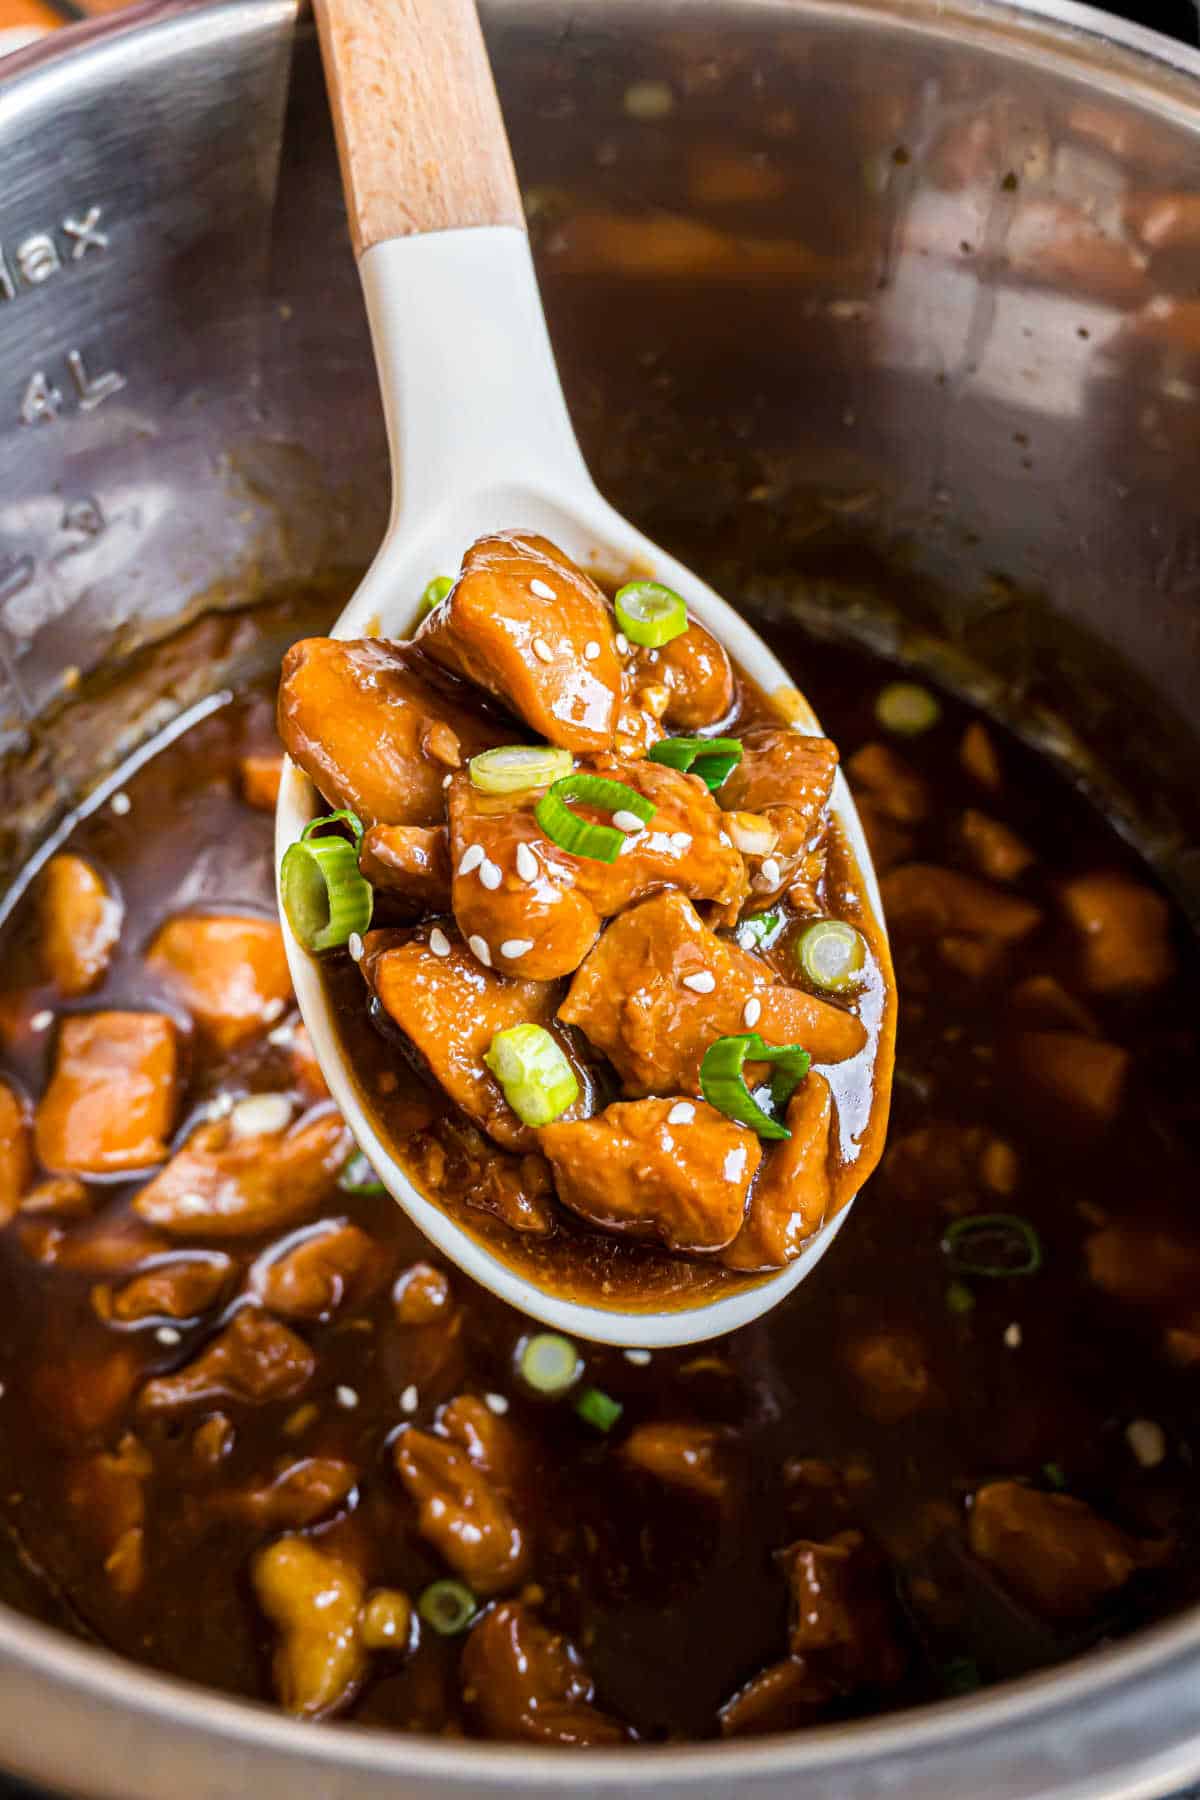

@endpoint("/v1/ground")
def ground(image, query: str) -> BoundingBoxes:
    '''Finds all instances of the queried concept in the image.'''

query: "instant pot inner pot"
[1,0,1200,1781]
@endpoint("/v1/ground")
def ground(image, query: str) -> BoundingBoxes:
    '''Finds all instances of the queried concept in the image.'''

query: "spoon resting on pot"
[275,0,894,1347]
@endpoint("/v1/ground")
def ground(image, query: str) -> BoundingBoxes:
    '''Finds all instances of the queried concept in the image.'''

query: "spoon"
[276,0,891,1347]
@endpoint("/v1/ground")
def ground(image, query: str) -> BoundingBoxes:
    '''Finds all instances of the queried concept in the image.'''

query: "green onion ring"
[280,834,373,954]
[517,1331,582,1396]
[942,1213,1043,1277]
[614,580,689,648]
[535,774,655,864]
[300,808,365,853]
[574,1386,623,1432]
[485,1024,579,1127]
[420,575,454,614]
[417,1579,477,1636]
[699,1032,812,1140]
[647,735,743,792]
[469,745,573,795]
[338,1148,386,1195]
[795,919,867,993]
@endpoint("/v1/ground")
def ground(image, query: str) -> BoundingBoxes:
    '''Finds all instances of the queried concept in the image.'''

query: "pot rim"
[3,0,1200,1792]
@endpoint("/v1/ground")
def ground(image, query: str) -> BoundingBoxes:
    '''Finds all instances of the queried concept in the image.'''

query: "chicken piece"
[278,636,503,829]
[146,913,292,1052]
[109,1253,233,1322]
[845,742,929,825]
[359,824,451,909]
[844,1330,932,1423]
[137,1307,314,1412]
[359,1588,413,1653]
[1009,974,1099,1037]
[230,1457,358,1528]
[968,1482,1147,1621]
[253,1535,366,1719]
[541,1098,758,1253]
[779,1530,906,1688]
[393,1261,453,1326]
[134,1107,351,1238]
[393,1420,529,1596]
[723,1073,832,1270]
[361,927,579,1152]
[627,617,734,731]
[37,853,123,997]
[19,1175,92,1217]
[1085,1224,1200,1307]
[960,720,1002,790]
[36,1011,177,1175]
[623,1422,730,1501]
[32,1340,143,1443]
[252,1220,379,1321]
[559,892,866,1096]
[446,754,745,982]
[461,1602,627,1745]
[719,1657,834,1737]
[884,1122,1019,1206]
[1059,872,1175,995]
[0,1081,31,1224]
[720,727,838,863]
[417,531,621,755]
[437,1393,527,1487]
[239,753,283,811]
[960,810,1034,884]
[1015,1030,1130,1129]
[881,864,1042,943]
[65,1434,151,1598]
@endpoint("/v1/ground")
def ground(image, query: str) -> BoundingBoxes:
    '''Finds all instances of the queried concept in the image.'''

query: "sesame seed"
[429,927,451,958]
[584,640,601,661]
[759,857,781,886]
[335,1385,359,1410]
[347,931,364,962]
[670,832,692,852]
[468,935,493,968]
[155,1326,182,1347]
[29,1010,53,1033]
[262,996,287,1022]
[500,939,534,959]
[459,844,485,875]
[615,632,630,656]
[532,636,554,664]
[443,772,453,788]
[683,970,716,994]
[267,1021,295,1047]
[667,1102,695,1125]
[1003,1322,1022,1349]
[743,997,762,1029]
[623,1348,652,1366]
[485,1392,509,1415]
[612,810,644,834]
[530,578,556,600]
[736,928,756,950]
[110,791,131,816]
[515,843,538,883]
[1126,1418,1166,1468]
[479,859,503,891]
[723,1146,748,1183]
[229,1092,293,1139]
[206,1092,235,1120]
[400,1384,419,1414]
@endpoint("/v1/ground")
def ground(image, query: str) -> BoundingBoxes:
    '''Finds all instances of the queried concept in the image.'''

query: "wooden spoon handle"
[312,0,524,256]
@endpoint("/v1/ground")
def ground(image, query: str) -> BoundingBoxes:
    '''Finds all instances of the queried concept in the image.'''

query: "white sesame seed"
[110,790,131,816]
[1126,1418,1166,1467]
[206,1092,235,1120]
[347,931,364,962]
[262,996,287,1022]
[400,1384,419,1414]
[429,926,451,958]
[530,578,556,600]
[478,859,502,891]
[515,842,539,883]
[485,1392,509,1415]
[267,1021,296,1047]
[335,1385,359,1410]
[584,640,601,661]
[468,935,493,968]
[615,632,630,656]
[1003,1322,1022,1349]
[670,832,692,852]
[683,971,716,994]
[155,1326,182,1347]
[736,928,756,950]
[743,997,762,1029]
[724,1146,748,1183]
[230,1092,293,1140]
[759,857,781,886]
[532,636,554,664]
[443,772,453,789]
[612,810,644,833]
[459,844,485,876]
[29,1010,53,1033]
[667,1102,695,1125]
[623,1348,652,1366]
[500,939,534,959]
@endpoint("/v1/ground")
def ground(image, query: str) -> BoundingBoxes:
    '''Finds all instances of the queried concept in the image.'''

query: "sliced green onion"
[739,909,783,947]
[417,1579,477,1636]
[281,835,373,954]
[699,1032,811,1140]
[648,735,743,792]
[942,1213,1043,1278]
[614,580,688,648]
[469,744,573,796]
[535,774,655,864]
[485,1023,578,1127]
[795,919,867,993]
[875,681,941,735]
[420,575,454,614]
[1042,1462,1067,1491]
[941,1657,982,1697]
[575,1386,623,1432]
[946,1279,975,1316]
[518,1331,581,1396]
[339,1149,385,1195]
[300,809,365,854]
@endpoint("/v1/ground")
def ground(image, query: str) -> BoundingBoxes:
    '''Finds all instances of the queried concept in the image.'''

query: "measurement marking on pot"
[19,349,126,425]
[0,204,109,302]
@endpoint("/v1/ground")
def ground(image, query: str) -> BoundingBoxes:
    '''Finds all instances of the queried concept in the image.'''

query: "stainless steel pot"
[2,0,1200,1794]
